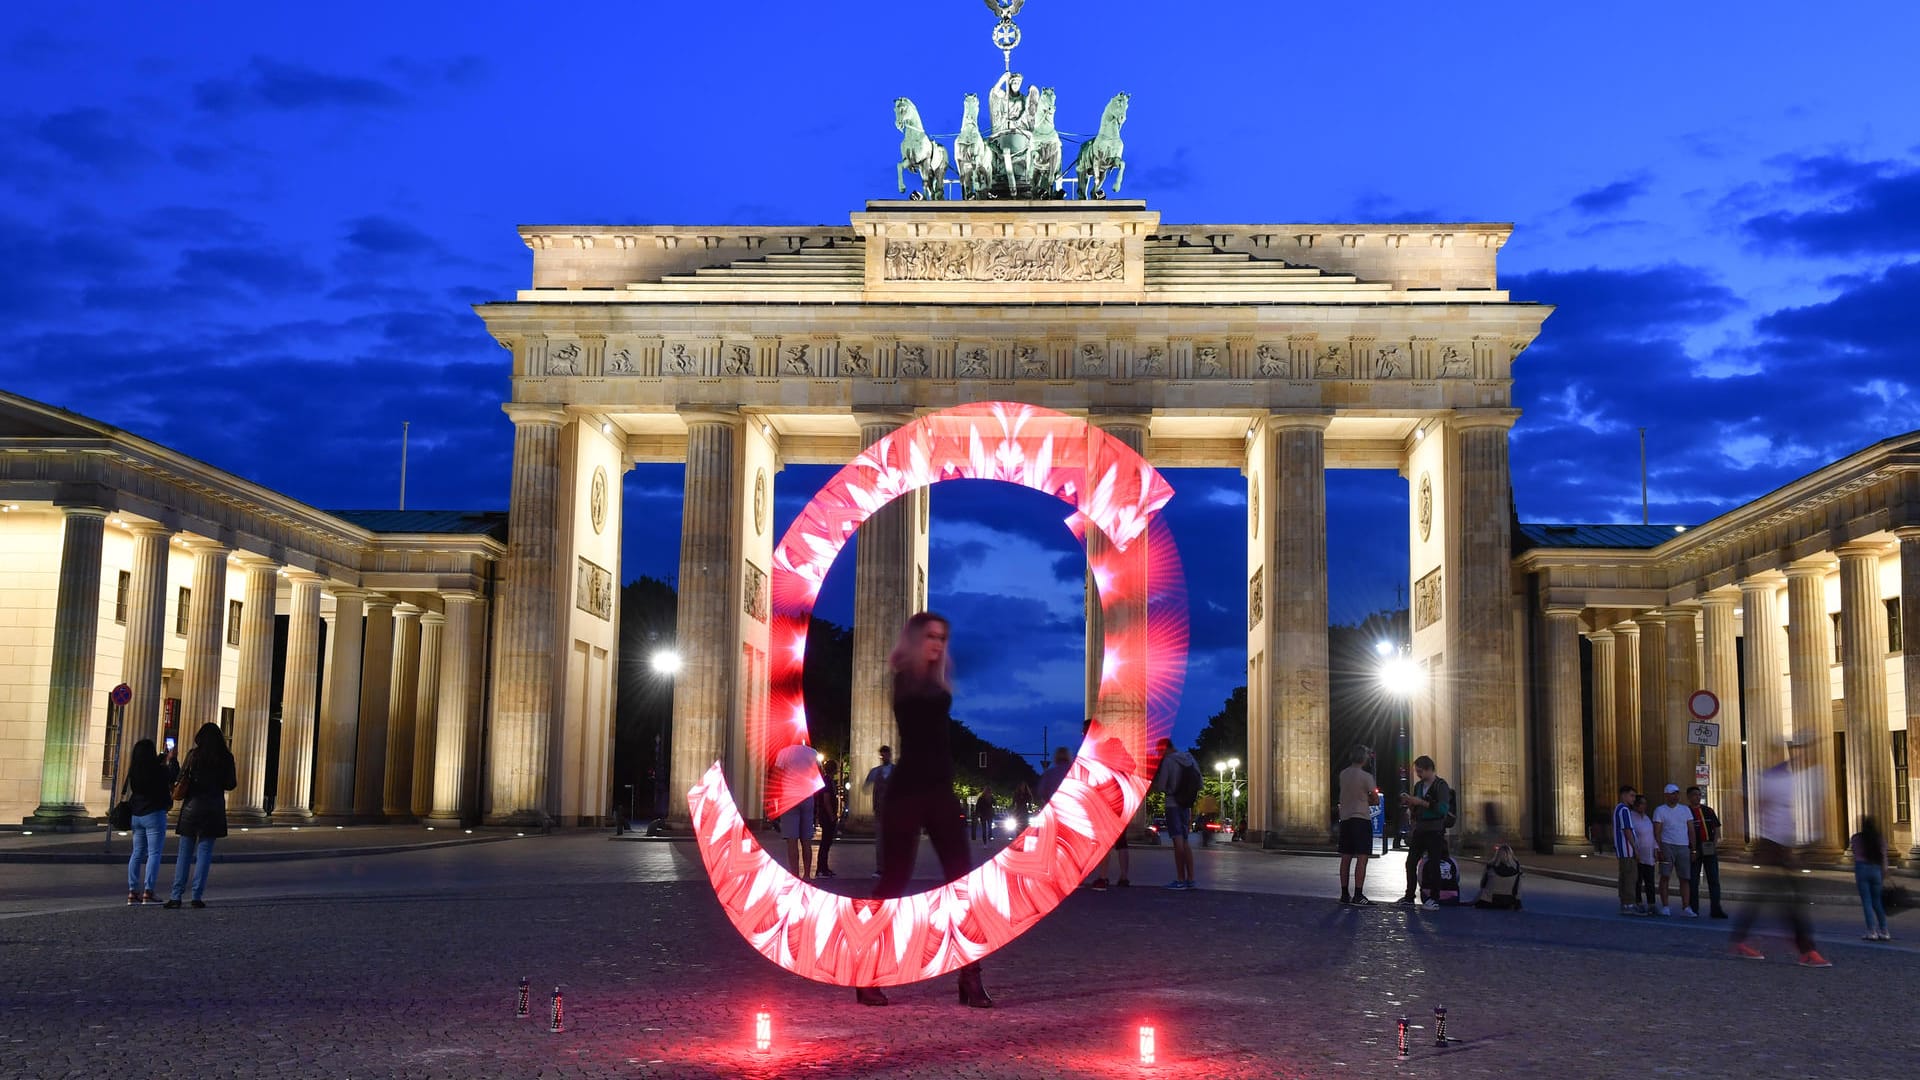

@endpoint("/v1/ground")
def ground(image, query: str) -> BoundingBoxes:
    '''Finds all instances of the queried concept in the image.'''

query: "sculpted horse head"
[1100,91,1130,133]
[894,96,923,134]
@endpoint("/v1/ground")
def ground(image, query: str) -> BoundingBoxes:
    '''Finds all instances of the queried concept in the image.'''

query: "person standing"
[1731,744,1830,966]
[121,738,172,905]
[1152,738,1201,890]
[1612,785,1639,915]
[974,786,996,843]
[855,613,991,1008]
[1685,786,1727,918]
[814,759,842,878]
[774,743,821,879]
[1851,816,1891,941]
[1629,794,1659,916]
[1397,755,1451,906]
[1335,744,1380,905]
[1035,748,1070,804]
[164,722,236,909]
[863,745,894,876]
[1652,784,1697,917]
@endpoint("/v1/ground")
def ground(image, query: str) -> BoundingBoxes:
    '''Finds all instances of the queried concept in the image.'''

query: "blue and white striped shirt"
[1612,802,1636,858]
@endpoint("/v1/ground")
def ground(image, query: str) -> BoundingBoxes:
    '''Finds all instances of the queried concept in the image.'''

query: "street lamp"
[1376,642,1423,851]
[1214,758,1240,833]
[651,649,682,676]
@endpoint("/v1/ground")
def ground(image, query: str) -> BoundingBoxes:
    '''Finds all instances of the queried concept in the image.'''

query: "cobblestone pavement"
[0,835,1909,1079]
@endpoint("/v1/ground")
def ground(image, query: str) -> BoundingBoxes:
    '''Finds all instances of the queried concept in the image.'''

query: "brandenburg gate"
[475,199,1550,841]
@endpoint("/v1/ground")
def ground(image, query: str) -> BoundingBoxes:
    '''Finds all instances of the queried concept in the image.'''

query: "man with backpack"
[1398,755,1453,908]
[1152,737,1201,890]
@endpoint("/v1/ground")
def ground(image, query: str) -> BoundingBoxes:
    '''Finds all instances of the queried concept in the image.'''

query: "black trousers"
[817,816,838,872]
[876,782,973,900]
[1732,839,1814,953]
[1404,830,1449,899]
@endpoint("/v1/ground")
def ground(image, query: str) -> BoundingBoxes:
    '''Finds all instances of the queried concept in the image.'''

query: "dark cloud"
[1570,177,1648,215]
[175,245,326,294]
[1755,261,1920,358]
[1744,158,1920,255]
[194,57,406,114]
[1130,144,1194,193]
[35,108,149,170]
[346,215,438,255]
[1507,264,1739,344]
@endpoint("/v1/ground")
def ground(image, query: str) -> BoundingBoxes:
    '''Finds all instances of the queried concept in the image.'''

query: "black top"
[125,757,173,817]
[175,748,238,839]
[890,676,955,789]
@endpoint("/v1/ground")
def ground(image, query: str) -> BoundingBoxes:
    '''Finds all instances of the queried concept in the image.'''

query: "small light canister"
[754,1011,772,1053]
[1139,1023,1156,1066]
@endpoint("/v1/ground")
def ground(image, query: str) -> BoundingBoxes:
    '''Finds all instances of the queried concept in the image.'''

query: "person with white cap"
[1651,782,1697,917]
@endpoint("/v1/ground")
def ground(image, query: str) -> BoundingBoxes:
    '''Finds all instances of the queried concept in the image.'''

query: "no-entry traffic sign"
[1687,689,1718,721]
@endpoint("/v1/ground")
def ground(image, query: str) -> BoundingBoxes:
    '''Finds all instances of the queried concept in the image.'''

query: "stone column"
[1087,413,1151,763]
[1612,620,1641,793]
[1265,413,1331,844]
[1634,612,1668,794]
[1837,543,1894,843]
[1699,591,1744,843]
[119,522,172,762]
[1587,629,1618,807]
[1739,575,1788,844]
[28,506,108,828]
[410,611,445,820]
[1898,530,1920,857]
[227,556,278,825]
[1663,606,1701,788]
[427,592,482,827]
[1544,606,1587,850]
[382,604,423,820]
[1450,414,1519,844]
[178,540,230,736]
[849,412,916,833]
[272,570,323,824]
[490,405,565,826]
[312,587,366,823]
[1784,560,1840,848]
[352,595,397,820]
[669,412,743,826]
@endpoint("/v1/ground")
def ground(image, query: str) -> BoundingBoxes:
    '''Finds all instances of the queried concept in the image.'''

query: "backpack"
[1168,756,1202,809]
[1418,854,1462,904]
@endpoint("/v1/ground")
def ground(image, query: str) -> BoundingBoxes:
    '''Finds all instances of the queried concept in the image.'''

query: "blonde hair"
[888,611,952,690]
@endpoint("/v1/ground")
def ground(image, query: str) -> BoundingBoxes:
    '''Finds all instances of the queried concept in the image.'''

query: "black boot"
[957,963,993,1009]
[854,986,888,1007]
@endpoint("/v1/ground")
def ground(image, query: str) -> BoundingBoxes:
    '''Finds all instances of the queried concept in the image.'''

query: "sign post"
[1685,689,1719,791]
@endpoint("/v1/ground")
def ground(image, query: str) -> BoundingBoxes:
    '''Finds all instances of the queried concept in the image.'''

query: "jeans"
[1404,830,1448,900]
[126,811,167,892]
[1856,862,1888,933]
[170,835,216,901]
[1690,851,1723,914]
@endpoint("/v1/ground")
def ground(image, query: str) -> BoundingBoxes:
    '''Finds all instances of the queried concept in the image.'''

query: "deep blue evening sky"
[5,3,1919,752]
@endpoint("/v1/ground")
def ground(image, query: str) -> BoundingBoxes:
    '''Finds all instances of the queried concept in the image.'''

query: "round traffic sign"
[109,683,132,707]
[1688,689,1718,721]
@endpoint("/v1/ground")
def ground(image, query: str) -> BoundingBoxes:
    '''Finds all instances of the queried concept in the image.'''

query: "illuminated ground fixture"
[689,402,1190,986]
[753,1011,772,1053]
[1139,1023,1156,1066]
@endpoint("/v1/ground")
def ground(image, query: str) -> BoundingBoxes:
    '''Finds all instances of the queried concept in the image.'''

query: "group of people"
[1334,747,1457,909]
[1611,782,1726,920]
[118,721,237,908]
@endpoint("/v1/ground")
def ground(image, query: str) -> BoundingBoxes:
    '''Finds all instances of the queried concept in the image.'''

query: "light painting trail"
[689,402,1190,986]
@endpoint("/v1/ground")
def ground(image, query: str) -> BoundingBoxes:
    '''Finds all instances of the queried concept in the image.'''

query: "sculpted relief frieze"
[882,238,1125,282]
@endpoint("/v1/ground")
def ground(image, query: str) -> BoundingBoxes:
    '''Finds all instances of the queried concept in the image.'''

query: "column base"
[228,808,269,827]
[269,808,314,826]
[485,810,551,829]
[24,806,96,832]
[1545,838,1598,855]
[422,814,467,829]
[1261,829,1333,851]
[308,813,356,826]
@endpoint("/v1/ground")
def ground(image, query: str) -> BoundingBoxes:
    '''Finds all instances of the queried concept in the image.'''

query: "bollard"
[549,986,564,1033]
[1397,1016,1408,1058]
[516,977,531,1018]
[1433,1005,1448,1047]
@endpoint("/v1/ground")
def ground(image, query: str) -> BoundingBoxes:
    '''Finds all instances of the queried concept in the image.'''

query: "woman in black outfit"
[855,612,992,1009]
[165,722,237,909]
[122,738,173,904]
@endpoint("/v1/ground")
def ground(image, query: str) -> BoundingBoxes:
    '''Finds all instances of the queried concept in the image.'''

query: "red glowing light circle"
[690,402,1188,986]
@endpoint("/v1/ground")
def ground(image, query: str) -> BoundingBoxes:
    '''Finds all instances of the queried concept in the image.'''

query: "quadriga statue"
[894,97,949,200]
[954,93,993,200]
[1071,91,1129,200]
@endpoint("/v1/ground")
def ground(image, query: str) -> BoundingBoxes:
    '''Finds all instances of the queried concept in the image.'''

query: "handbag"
[108,796,134,830]
[170,769,191,804]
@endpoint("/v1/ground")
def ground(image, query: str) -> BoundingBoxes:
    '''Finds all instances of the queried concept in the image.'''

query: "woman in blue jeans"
[1851,816,1891,941]
[122,739,173,904]
[165,722,237,909]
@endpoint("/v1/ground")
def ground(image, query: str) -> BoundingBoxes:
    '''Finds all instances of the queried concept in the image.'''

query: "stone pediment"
[0,390,118,440]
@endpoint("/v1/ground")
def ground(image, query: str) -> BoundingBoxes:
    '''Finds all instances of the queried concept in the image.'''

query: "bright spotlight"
[1380,656,1423,697]
[651,649,682,676]
[1374,640,1393,656]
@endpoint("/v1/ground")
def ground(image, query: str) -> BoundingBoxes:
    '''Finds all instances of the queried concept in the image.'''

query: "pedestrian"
[1629,794,1658,916]
[814,759,842,878]
[774,742,820,879]
[974,785,995,843]
[1195,789,1220,848]
[1035,747,1070,804]
[1151,737,1201,890]
[863,744,893,876]
[1397,755,1452,908]
[1851,816,1891,941]
[1011,782,1034,835]
[1652,783,1697,917]
[164,722,236,910]
[1730,742,1830,966]
[1611,785,1639,915]
[855,612,991,1008]
[1685,786,1727,918]
[1335,743,1380,906]
[120,738,172,905]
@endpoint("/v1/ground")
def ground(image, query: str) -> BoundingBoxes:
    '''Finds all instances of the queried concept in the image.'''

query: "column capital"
[394,601,423,618]
[502,402,567,427]
[123,519,173,538]
[180,536,231,556]
[420,609,448,626]
[1610,618,1641,637]
[362,593,400,613]
[1783,558,1833,581]
[440,589,484,605]
[281,566,325,586]
[327,585,371,602]
[55,504,110,520]
[1739,570,1786,590]
[229,550,278,573]
[1584,627,1615,643]
[1543,604,1585,619]
[676,404,743,429]
[1446,408,1521,432]
[1699,590,1740,610]
[1835,541,1890,561]
[1259,410,1333,433]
